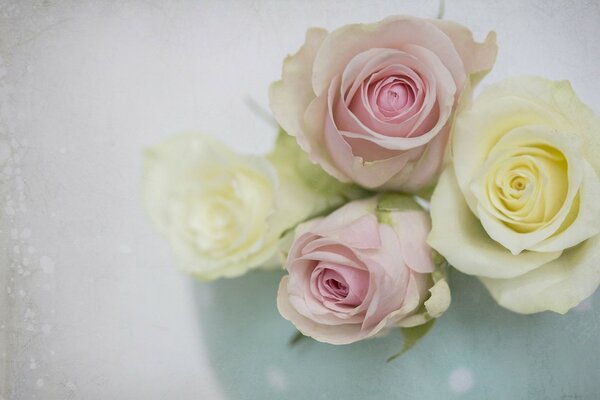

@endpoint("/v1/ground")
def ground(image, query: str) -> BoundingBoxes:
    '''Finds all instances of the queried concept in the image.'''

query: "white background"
[1,0,599,399]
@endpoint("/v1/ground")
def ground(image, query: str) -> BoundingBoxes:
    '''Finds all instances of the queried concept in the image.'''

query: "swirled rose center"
[187,194,239,252]
[322,271,349,300]
[376,79,411,113]
[511,176,527,191]
[311,262,368,307]
[177,166,274,259]
[484,143,568,233]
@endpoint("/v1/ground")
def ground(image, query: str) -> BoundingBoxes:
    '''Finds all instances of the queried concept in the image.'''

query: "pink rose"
[277,197,450,344]
[270,16,497,191]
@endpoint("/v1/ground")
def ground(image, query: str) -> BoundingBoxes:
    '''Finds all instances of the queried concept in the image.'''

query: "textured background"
[1,0,599,399]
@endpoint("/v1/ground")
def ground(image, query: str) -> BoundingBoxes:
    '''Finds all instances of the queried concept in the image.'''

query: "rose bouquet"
[143,14,600,358]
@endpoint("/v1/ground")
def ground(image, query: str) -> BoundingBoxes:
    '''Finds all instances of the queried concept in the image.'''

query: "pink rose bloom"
[270,16,497,191]
[277,197,450,345]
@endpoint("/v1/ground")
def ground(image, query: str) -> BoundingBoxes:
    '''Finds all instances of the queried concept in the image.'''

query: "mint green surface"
[194,269,599,399]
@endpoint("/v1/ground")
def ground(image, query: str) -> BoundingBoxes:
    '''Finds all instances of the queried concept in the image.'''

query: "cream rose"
[428,76,600,314]
[277,196,450,345]
[144,134,277,280]
[269,16,497,191]
[143,133,366,280]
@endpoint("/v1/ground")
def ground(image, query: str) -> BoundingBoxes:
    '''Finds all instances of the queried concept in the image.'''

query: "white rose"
[143,133,278,280]
[428,76,600,314]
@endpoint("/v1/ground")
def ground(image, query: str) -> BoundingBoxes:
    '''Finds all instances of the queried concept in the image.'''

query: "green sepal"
[414,184,435,201]
[387,319,436,362]
[376,193,422,225]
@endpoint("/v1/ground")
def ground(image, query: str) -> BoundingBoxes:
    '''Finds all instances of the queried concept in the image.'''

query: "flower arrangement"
[143,14,600,358]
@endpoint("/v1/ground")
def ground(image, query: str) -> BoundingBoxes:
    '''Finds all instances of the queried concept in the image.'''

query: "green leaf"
[288,330,307,347]
[387,319,436,362]
[269,129,372,240]
[270,130,369,198]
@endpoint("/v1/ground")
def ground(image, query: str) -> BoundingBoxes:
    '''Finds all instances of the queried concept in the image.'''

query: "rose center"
[483,142,568,233]
[511,176,527,191]
[504,172,533,199]
[324,278,349,298]
[186,195,240,252]
[310,262,369,308]
[377,80,410,112]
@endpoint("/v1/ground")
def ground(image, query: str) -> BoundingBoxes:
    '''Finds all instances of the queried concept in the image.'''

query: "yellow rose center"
[484,143,568,233]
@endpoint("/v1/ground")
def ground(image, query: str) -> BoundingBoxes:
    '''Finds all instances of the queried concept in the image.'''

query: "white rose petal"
[481,233,600,314]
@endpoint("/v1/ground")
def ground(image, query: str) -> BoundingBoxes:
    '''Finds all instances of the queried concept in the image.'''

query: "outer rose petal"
[427,167,562,279]
[530,162,600,252]
[303,91,351,181]
[423,279,451,318]
[398,278,451,328]
[390,211,435,274]
[269,28,326,138]
[362,272,423,333]
[384,127,449,192]
[429,20,498,78]
[269,28,347,180]
[309,197,377,236]
[469,78,600,174]
[481,233,600,314]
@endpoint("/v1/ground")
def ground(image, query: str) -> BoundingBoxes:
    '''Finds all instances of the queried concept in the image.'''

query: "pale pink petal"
[332,49,446,149]
[269,27,326,143]
[302,92,350,181]
[316,263,369,307]
[300,244,367,270]
[309,197,378,236]
[391,211,435,274]
[429,19,498,77]
[312,16,464,96]
[333,50,456,151]
[379,126,449,192]
[278,277,368,344]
